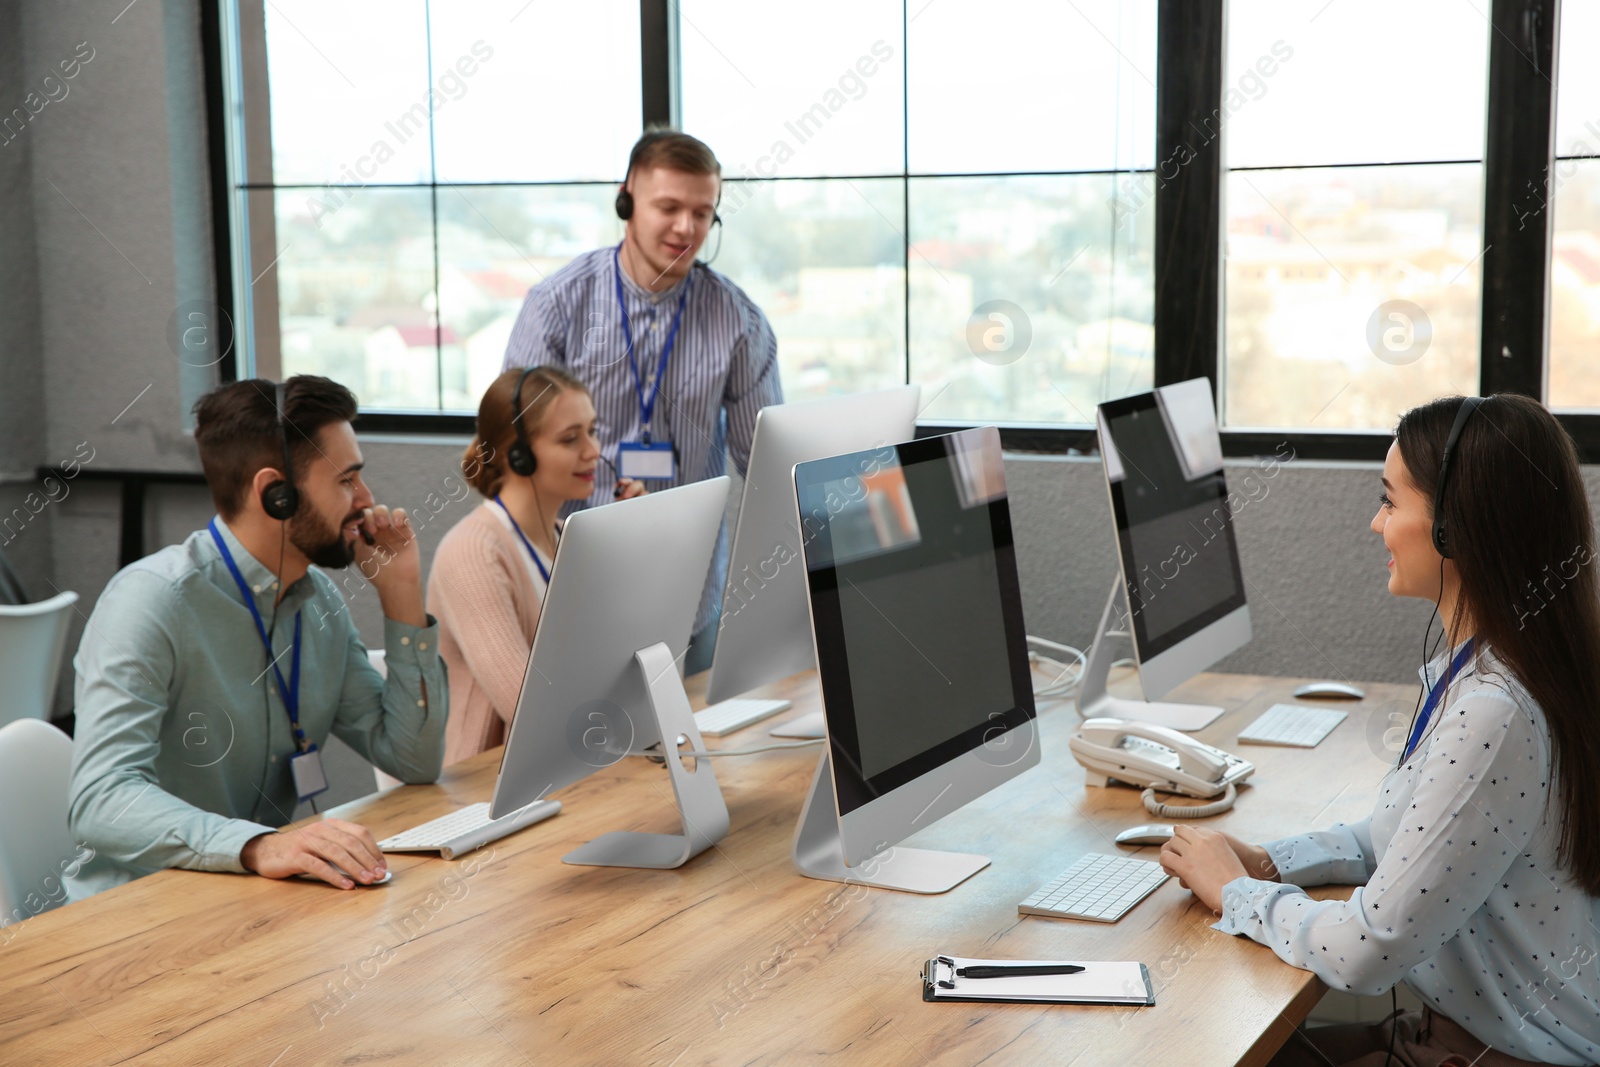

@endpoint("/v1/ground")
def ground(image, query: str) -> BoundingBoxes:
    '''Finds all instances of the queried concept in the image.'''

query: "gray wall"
[5,0,1596,804]
[0,0,55,599]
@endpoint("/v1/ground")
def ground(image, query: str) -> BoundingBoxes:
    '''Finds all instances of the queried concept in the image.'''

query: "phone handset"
[1069,717,1255,817]
[1078,718,1229,782]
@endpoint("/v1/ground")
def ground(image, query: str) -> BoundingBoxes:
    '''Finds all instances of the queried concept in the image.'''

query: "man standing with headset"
[502,129,782,671]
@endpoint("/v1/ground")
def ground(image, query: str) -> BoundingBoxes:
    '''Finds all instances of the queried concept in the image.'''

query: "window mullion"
[640,0,679,129]
[1480,0,1558,399]
[1153,0,1224,395]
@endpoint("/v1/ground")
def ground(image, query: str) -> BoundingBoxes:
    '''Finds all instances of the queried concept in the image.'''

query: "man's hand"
[353,505,426,627]
[1159,825,1251,913]
[614,477,648,500]
[241,819,387,889]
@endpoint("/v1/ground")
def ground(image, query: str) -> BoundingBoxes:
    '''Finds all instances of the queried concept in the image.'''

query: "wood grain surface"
[0,669,1416,1066]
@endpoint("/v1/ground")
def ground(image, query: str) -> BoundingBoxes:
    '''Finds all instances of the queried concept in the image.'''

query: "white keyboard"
[1237,703,1347,748]
[1019,853,1170,923]
[694,697,793,737]
[379,800,561,860]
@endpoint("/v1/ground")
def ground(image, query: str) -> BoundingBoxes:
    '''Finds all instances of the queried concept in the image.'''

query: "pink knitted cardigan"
[426,502,547,764]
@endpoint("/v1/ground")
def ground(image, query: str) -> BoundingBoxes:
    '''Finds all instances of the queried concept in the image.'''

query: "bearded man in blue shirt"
[66,375,447,900]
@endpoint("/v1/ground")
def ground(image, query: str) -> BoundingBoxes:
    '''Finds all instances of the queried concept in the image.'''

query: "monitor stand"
[563,642,730,869]
[1078,580,1224,732]
[792,750,989,894]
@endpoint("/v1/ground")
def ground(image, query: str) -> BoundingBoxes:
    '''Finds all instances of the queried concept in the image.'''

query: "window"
[1549,1,1600,410]
[682,0,1158,424]
[1222,0,1489,432]
[216,0,1587,457]
[223,1,1157,421]
[225,0,637,413]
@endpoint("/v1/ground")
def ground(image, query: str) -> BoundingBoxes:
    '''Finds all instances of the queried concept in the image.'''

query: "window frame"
[206,0,1588,460]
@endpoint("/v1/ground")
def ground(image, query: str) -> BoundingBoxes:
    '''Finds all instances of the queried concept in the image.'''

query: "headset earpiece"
[1431,396,1484,560]
[615,185,634,221]
[506,367,539,477]
[260,381,299,521]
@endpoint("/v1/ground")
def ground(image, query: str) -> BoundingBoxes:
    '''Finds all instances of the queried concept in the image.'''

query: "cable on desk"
[1027,635,1087,699]
[639,738,826,760]
[1141,782,1237,818]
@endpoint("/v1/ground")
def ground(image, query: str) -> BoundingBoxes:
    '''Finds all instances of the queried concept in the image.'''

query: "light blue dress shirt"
[64,519,447,901]
[1217,645,1600,1065]
[502,247,783,630]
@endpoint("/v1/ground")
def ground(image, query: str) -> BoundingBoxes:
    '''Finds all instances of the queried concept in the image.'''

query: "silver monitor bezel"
[706,385,921,704]
[1095,384,1251,701]
[489,477,731,818]
[794,426,1039,868]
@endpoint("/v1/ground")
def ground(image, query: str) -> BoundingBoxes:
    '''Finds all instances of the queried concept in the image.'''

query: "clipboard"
[920,955,1155,1006]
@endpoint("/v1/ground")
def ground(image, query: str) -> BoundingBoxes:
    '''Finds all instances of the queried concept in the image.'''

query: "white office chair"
[0,719,77,923]
[366,650,406,792]
[0,591,79,728]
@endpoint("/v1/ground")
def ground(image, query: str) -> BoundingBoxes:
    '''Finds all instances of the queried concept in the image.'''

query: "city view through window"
[237,1,1599,429]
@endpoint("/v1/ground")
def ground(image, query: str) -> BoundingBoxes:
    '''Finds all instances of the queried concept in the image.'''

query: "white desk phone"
[1068,718,1255,818]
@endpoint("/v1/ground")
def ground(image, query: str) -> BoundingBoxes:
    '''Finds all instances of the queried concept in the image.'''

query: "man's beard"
[288,508,358,569]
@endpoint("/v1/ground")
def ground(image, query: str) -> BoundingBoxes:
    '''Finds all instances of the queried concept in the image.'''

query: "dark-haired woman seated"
[1161,394,1600,1066]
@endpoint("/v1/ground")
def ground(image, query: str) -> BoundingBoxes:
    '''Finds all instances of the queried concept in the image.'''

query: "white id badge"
[290,744,329,802]
[618,440,676,481]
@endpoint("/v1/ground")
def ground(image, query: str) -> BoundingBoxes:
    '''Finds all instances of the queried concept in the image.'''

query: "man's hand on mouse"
[241,819,388,889]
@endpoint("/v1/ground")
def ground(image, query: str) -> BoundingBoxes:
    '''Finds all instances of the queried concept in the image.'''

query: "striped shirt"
[502,245,782,630]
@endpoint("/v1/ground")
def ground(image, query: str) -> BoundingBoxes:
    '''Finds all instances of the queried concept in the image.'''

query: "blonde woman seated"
[428,367,644,764]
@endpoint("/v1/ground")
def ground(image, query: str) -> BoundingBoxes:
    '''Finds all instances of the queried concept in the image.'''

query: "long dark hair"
[1396,394,1600,894]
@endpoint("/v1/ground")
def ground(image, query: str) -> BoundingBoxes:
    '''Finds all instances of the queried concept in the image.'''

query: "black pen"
[956,964,1085,980]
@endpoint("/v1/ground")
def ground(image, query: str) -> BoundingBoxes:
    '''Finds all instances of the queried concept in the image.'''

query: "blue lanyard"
[493,496,552,584]
[1404,638,1476,763]
[207,519,306,750]
[613,244,690,446]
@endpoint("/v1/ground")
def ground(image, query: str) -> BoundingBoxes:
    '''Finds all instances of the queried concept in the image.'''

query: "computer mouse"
[1115,824,1176,846]
[1292,681,1366,700]
[297,865,391,886]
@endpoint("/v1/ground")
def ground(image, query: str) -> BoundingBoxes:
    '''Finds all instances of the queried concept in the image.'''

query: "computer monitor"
[1079,378,1252,731]
[790,426,1038,894]
[705,385,921,735]
[489,477,733,869]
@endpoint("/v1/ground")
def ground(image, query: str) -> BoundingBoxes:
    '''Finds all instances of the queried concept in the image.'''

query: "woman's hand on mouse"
[1159,825,1252,913]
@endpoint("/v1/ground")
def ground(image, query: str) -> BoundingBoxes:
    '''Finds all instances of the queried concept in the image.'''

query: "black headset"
[506,367,539,477]
[614,131,723,234]
[614,132,667,221]
[1431,396,1484,559]
[260,381,300,521]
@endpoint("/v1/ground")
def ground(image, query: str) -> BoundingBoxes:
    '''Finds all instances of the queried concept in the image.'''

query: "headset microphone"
[598,451,629,498]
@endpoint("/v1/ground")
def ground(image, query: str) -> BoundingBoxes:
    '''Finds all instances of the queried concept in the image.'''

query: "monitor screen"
[796,427,1034,816]
[1096,381,1248,662]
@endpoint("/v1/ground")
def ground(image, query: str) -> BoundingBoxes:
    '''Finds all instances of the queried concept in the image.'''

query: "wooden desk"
[0,671,1415,1066]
